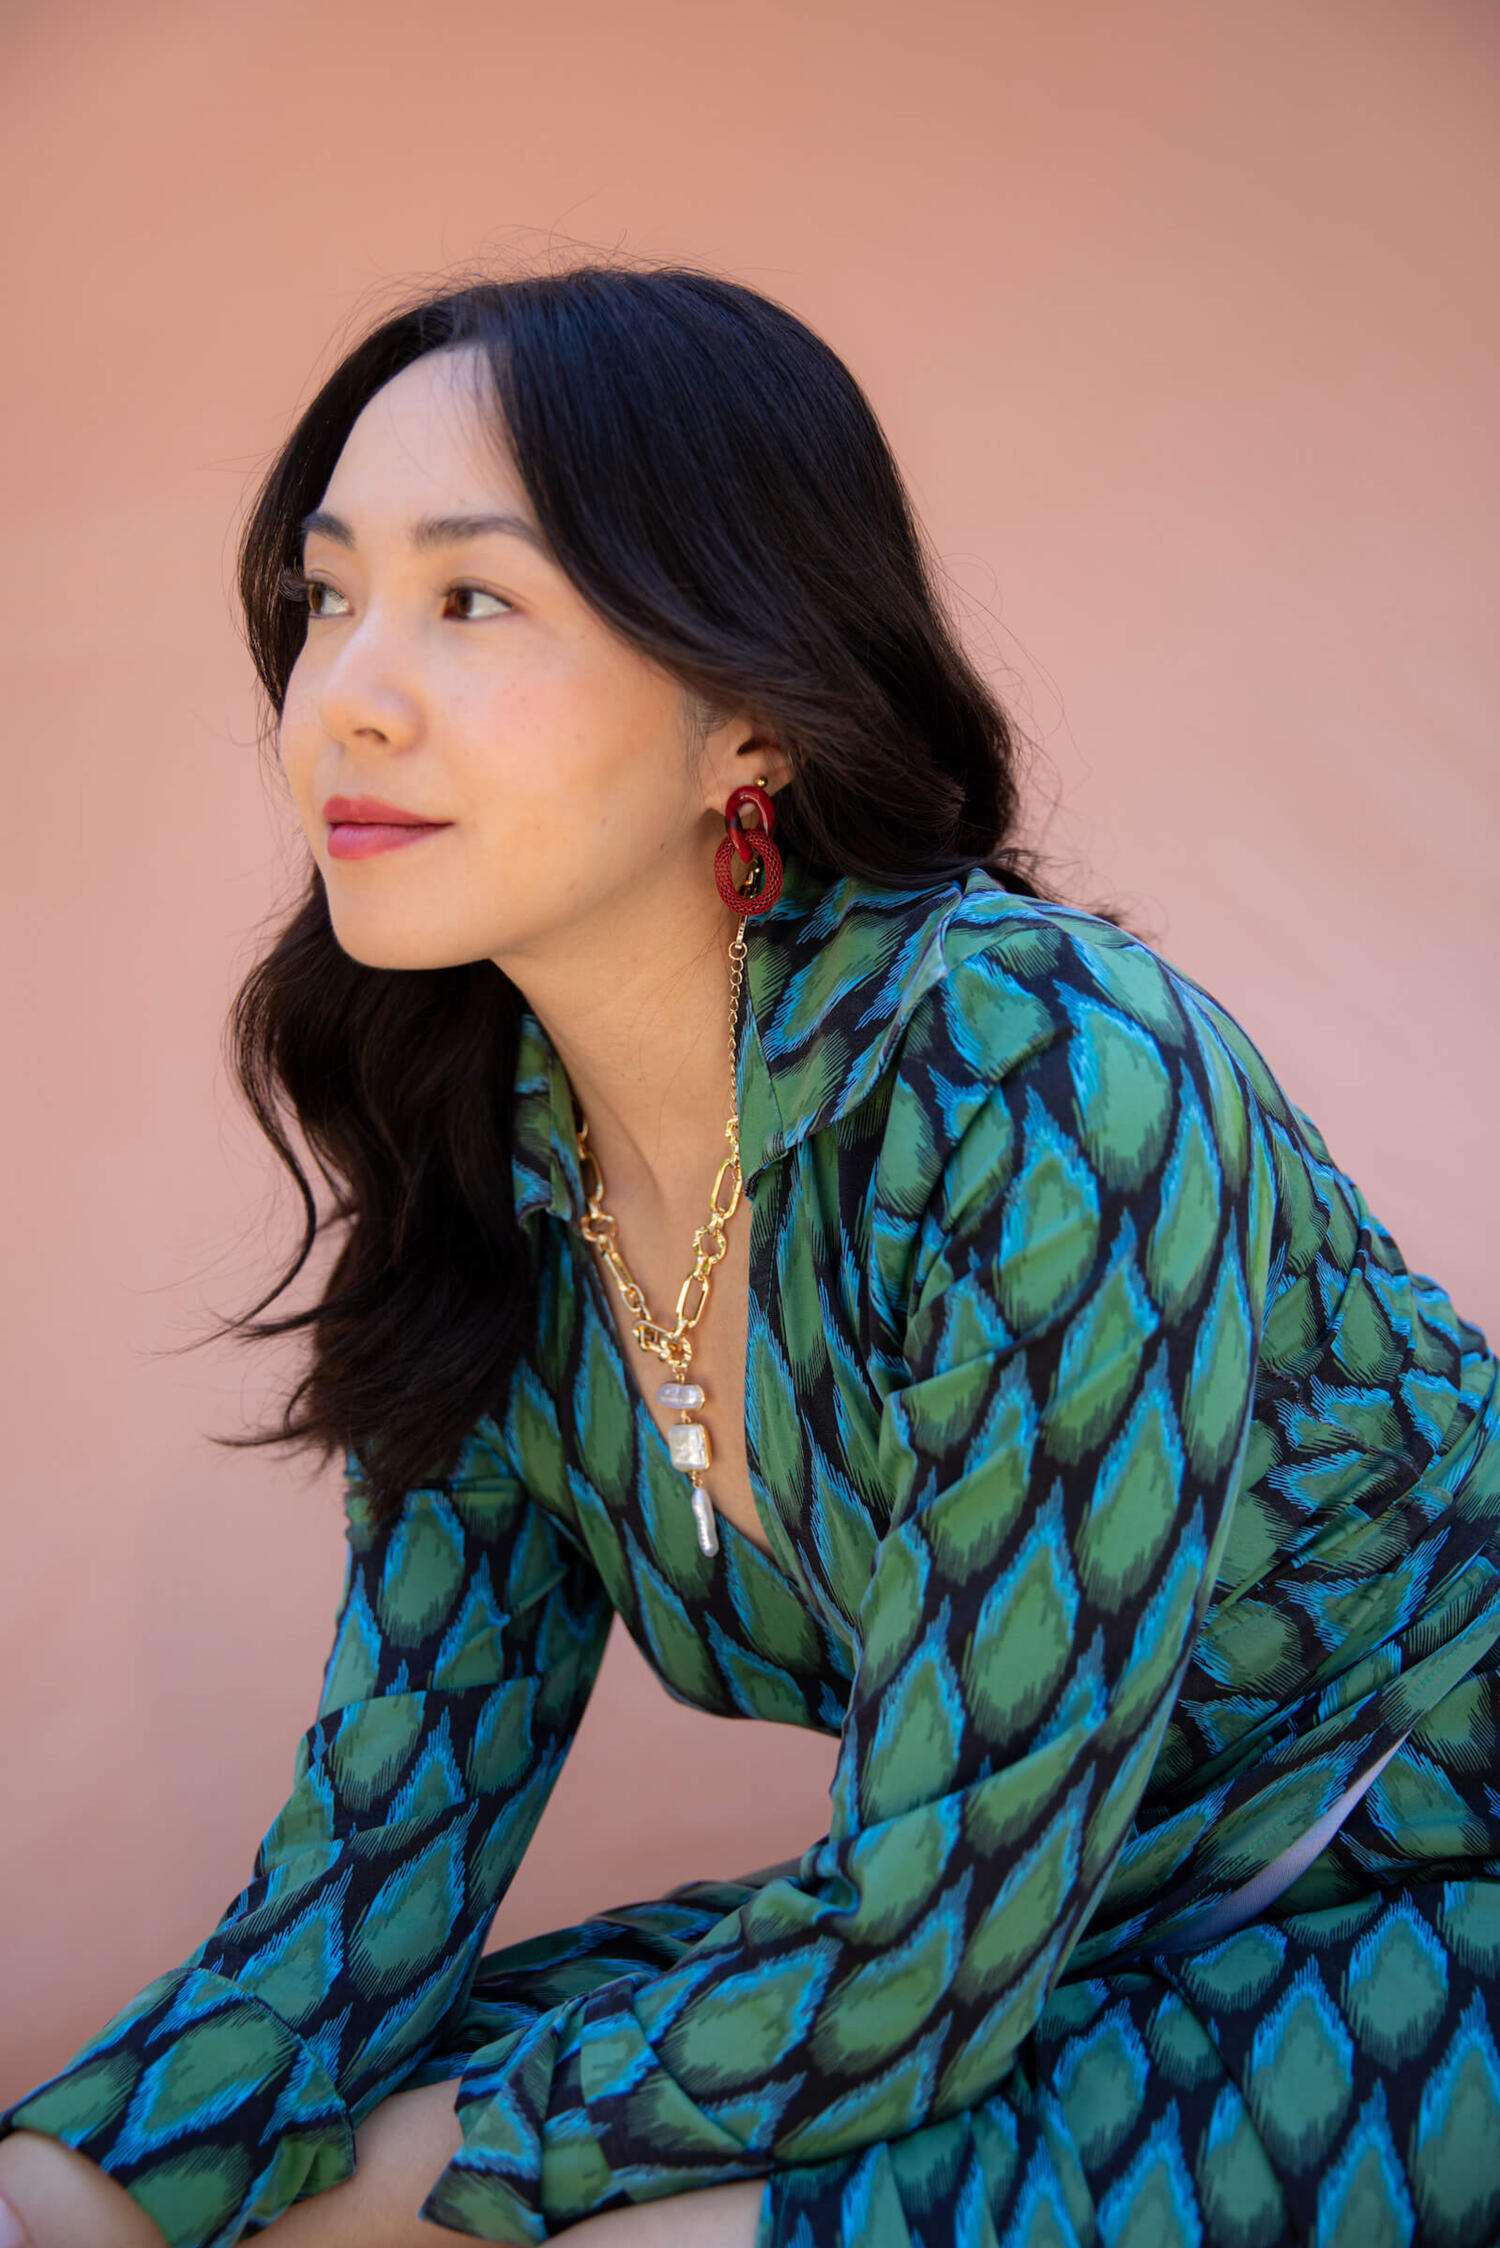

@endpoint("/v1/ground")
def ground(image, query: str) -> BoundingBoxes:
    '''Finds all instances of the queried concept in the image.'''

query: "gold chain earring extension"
[574,904,752,1560]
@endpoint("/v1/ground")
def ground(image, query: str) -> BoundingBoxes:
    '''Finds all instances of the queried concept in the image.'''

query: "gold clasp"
[633,1318,678,1356]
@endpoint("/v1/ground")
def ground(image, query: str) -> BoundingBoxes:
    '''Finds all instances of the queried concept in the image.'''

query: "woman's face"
[278,344,747,974]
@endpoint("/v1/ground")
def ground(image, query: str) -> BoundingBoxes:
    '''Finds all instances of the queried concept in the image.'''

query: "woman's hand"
[0,2130,167,2247]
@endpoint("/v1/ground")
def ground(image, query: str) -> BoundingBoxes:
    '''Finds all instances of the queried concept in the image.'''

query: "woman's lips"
[327,821,450,859]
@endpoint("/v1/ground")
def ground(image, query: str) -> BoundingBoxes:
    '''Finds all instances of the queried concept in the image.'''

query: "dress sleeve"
[418,993,1276,2243]
[0,1426,612,2248]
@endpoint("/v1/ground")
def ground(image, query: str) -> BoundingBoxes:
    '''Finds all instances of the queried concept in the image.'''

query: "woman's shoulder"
[759,856,1226,1091]
[750,855,1398,1336]
[861,867,1320,1160]
[869,872,1495,1369]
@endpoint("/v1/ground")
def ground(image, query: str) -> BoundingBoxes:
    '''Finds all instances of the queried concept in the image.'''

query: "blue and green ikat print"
[5,846,1499,2245]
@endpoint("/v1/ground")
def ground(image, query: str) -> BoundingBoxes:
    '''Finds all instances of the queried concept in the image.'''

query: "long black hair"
[197,258,1091,1528]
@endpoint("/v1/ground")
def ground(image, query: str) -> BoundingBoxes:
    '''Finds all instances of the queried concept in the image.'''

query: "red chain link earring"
[714,776,784,916]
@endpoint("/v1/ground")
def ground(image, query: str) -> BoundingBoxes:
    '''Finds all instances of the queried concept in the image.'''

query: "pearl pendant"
[657,1380,717,1555]
[666,1421,711,1472]
[657,1381,705,1409]
[690,1481,720,1557]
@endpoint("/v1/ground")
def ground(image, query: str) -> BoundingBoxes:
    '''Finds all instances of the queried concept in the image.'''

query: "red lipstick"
[323,793,452,860]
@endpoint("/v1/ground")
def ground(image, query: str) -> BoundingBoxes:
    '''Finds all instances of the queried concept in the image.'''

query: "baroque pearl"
[667,1422,712,1472]
[657,1381,706,1409]
[691,1487,720,1557]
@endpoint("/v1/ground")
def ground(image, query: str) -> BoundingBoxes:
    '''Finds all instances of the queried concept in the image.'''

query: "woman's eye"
[277,569,350,618]
[274,568,511,622]
[445,584,512,620]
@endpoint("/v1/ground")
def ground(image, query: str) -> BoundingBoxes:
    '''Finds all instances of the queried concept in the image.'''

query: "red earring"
[714,780,783,916]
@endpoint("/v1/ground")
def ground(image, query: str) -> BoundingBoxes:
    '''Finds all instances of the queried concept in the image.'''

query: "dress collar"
[508,844,1000,1226]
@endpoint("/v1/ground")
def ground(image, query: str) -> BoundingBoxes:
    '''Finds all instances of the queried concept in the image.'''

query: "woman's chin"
[324,915,501,975]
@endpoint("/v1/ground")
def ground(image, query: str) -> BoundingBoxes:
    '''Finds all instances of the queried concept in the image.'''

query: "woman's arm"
[415,957,1277,2242]
[0,1431,613,2248]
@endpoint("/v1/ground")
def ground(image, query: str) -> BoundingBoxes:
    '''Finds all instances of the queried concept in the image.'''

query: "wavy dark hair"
[195,257,1097,1529]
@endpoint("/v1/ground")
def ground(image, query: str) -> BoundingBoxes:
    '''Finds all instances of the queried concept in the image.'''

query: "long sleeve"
[0,1427,612,2248]
[419,998,1279,2242]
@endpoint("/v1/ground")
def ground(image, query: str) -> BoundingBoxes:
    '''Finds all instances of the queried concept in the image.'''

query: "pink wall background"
[2,0,1496,2099]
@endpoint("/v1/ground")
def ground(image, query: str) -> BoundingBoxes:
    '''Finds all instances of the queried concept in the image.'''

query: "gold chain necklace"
[574,918,749,1559]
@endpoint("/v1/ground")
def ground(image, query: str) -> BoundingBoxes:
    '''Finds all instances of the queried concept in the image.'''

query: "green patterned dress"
[5,849,1500,2247]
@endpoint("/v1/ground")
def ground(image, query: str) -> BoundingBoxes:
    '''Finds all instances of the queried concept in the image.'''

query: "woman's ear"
[716,727,793,807]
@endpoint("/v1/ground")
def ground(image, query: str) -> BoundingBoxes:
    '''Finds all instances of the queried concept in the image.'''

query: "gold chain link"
[575,913,750,1376]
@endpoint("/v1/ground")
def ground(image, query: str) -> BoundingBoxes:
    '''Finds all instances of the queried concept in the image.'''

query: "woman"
[1,263,1497,2248]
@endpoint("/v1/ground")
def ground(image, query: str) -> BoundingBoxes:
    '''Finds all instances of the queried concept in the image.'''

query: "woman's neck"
[499,872,746,1226]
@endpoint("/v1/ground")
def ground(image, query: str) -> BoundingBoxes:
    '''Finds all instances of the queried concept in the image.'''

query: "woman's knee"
[252,2079,468,2246]
[561,2179,764,2245]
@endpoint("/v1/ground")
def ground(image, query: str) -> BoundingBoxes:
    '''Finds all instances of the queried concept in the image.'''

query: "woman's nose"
[306,595,428,748]
[316,657,421,753]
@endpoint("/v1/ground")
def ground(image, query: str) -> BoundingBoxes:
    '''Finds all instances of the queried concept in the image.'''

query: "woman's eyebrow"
[299,508,548,554]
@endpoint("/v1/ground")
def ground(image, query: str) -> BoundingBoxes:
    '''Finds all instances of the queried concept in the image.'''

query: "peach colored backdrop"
[2,0,1496,2100]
